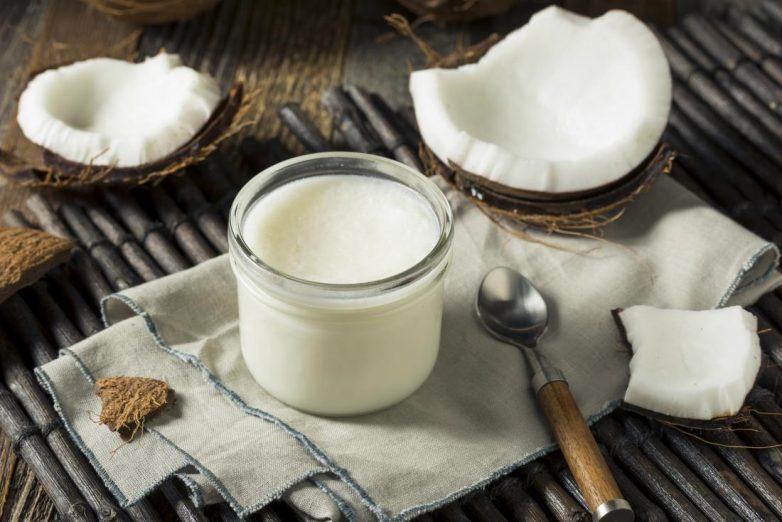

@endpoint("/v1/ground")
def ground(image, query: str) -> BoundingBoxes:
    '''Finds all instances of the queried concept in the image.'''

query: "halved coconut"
[615,306,761,421]
[1,52,247,186]
[410,6,672,198]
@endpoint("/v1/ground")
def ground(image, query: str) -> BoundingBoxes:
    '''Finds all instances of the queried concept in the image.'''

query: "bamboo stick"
[191,158,239,218]
[166,175,229,253]
[47,269,103,338]
[0,294,58,366]
[278,103,332,153]
[23,284,83,349]
[747,387,782,442]
[460,491,507,522]
[59,202,141,291]
[657,30,782,167]
[660,423,776,521]
[198,151,248,192]
[26,195,113,305]
[714,19,782,86]
[432,503,471,522]
[0,382,94,521]
[322,87,384,155]
[671,83,782,197]
[666,26,782,142]
[666,105,772,205]
[621,415,737,521]
[148,187,216,265]
[347,85,423,171]
[665,128,781,245]
[735,414,782,485]
[83,203,165,282]
[682,15,782,118]
[239,138,294,175]
[761,0,782,28]
[160,478,207,522]
[705,428,782,518]
[517,461,589,522]
[0,331,126,521]
[726,8,782,58]
[593,417,707,521]
[103,190,191,275]
[490,477,548,522]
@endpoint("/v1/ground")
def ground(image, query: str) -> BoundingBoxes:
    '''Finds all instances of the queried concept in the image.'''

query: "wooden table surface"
[0,0,718,519]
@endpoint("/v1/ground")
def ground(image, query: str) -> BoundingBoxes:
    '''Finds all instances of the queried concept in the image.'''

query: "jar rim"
[228,152,454,301]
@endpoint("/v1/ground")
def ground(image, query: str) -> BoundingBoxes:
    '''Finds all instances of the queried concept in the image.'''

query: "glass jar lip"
[228,152,454,300]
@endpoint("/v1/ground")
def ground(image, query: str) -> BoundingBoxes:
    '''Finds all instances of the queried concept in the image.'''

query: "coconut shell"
[0,82,249,187]
[452,143,675,215]
[0,227,73,305]
[397,0,520,22]
[424,142,675,233]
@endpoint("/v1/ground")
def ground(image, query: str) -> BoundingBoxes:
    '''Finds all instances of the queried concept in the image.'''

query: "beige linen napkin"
[37,176,781,521]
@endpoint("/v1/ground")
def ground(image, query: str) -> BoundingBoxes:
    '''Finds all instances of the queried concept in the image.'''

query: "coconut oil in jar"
[228,153,454,416]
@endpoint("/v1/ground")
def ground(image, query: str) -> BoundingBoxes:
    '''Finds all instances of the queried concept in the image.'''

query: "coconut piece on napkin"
[96,376,174,441]
[0,227,72,304]
[616,306,760,420]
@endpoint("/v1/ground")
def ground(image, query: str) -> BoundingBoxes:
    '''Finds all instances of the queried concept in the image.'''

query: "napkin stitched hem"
[93,291,625,521]
[718,243,780,306]
[176,473,206,508]
[313,478,359,522]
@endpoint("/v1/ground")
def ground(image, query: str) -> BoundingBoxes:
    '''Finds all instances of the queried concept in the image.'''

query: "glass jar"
[228,153,454,416]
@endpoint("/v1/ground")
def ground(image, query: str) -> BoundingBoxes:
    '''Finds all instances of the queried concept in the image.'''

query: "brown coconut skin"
[397,0,520,22]
[446,142,676,216]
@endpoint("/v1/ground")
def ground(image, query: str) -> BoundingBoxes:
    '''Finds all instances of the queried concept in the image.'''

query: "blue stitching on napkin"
[718,243,780,307]
[311,478,359,522]
[175,473,205,508]
[100,292,392,521]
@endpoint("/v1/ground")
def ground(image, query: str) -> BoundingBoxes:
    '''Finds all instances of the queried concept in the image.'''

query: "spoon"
[476,267,633,522]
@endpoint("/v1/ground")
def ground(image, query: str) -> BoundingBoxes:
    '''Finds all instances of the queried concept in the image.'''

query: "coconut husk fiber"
[96,376,174,441]
[0,227,72,305]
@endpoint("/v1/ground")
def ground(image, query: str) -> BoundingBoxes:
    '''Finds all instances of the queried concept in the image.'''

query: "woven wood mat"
[2,1,782,521]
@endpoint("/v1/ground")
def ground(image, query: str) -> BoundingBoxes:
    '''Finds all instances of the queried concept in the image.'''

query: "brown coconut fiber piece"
[0,227,73,305]
[96,376,174,441]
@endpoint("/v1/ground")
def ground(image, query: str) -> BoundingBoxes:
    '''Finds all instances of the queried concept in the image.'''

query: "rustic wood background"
[0,0,735,519]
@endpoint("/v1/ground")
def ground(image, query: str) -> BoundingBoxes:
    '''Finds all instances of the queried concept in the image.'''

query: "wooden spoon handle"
[537,380,633,521]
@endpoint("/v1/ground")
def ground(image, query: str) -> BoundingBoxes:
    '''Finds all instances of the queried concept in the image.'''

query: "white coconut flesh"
[17,53,221,168]
[410,6,672,194]
[618,306,761,421]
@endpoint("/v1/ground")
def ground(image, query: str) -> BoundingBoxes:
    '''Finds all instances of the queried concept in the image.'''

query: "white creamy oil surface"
[242,174,440,284]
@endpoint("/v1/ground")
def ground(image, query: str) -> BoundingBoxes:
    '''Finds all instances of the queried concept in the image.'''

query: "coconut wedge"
[0,53,248,186]
[615,306,761,421]
[411,6,672,198]
[0,227,72,305]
